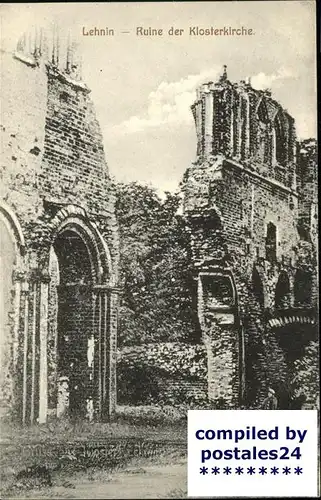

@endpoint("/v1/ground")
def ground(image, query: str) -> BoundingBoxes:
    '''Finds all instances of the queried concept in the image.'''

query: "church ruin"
[0,32,318,422]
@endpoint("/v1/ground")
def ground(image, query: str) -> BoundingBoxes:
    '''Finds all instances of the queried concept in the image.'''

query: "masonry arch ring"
[50,210,113,286]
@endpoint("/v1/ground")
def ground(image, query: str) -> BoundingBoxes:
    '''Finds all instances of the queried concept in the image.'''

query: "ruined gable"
[0,28,119,424]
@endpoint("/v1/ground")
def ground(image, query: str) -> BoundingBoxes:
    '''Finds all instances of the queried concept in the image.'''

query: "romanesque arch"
[257,98,270,164]
[266,313,317,409]
[274,112,286,166]
[0,202,25,417]
[0,203,25,252]
[4,204,118,425]
[45,206,115,421]
[48,205,113,284]
[257,98,269,124]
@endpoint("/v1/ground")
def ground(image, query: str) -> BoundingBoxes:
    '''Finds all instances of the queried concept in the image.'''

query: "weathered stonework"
[0,30,119,424]
[182,67,318,408]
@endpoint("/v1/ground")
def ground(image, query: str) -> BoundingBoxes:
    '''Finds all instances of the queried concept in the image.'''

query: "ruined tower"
[182,67,318,408]
[0,28,119,424]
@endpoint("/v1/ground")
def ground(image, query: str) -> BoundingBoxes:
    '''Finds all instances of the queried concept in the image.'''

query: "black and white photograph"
[0,1,318,498]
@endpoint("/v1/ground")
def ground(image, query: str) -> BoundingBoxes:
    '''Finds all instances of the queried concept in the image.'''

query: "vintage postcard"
[0,1,318,498]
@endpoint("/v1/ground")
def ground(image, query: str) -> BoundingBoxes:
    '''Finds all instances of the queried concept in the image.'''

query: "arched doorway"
[52,228,94,419]
[47,209,114,422]
[270,319,317,409]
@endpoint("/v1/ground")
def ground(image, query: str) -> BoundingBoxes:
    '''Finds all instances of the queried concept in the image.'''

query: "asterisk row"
[199,466,303,476]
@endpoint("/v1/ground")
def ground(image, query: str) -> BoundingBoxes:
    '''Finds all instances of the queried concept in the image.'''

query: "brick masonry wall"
[0,51,47,234]
[183,71,317,408]
[118,366,208,407]
[157,378,208,406]
[0,47,119,422]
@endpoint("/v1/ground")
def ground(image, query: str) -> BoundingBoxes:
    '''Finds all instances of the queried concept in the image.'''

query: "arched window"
[294,269,313,308]
[274,114,286,165]
[257,99,270,163]
[257,98,269,124]
[203,275,235,309]
[265,222,277,263]
[275,271,291,309]
[252,267,264,309]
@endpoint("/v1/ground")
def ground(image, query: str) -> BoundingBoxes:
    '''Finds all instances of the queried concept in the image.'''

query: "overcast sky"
[1,1,317,194]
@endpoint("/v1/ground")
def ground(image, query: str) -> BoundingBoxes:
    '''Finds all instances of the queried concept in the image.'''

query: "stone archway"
[53,228,95,419]
[265,314,317,409]
[45,207,117,422]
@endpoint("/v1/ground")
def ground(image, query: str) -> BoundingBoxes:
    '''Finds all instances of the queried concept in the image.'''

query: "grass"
[0,412,187,497]
[1,446,187,498]
[163,488,187,498]
[1,405,187,445]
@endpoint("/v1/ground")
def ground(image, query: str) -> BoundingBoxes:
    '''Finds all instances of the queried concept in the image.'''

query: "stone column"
[108,287,119,417]
[12,270,24,373]
[8,270,24,421]
[38,271,50,424]
[93,284,118,421]
[92,288,102,418]
[21,280,30,426]
[30,282,36,423]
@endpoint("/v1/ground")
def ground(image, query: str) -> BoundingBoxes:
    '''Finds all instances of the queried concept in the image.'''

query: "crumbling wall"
[183,69,317,408]
[0,40,119,423]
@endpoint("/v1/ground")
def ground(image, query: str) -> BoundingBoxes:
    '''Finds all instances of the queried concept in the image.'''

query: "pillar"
[38,271,50,424]
[108,287,119,416]
[21,279,29,425]
[12,270,23,373]
[93,285,118,421]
